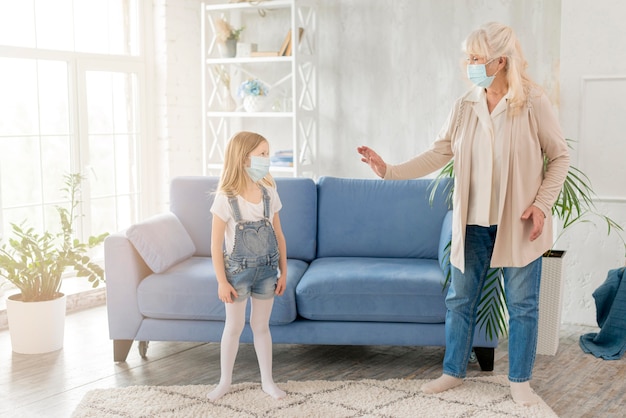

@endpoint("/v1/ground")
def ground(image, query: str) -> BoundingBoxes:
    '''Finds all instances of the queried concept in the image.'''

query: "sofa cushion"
[272,177,317,262]
[316,177,451,258]
[137,257,309,325]
[296,257,447,323]
[126,212,196,273]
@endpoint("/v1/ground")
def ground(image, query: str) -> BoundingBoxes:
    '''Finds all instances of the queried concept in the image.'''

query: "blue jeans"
[443,225,542,382]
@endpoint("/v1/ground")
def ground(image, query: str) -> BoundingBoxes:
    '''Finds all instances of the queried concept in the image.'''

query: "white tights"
[207,297,285,401]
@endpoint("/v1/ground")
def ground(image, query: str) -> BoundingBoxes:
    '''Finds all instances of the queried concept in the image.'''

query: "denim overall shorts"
[224,186,280,301]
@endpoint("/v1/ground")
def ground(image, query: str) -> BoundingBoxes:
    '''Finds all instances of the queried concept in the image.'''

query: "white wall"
[157,0,625,326]
[558,0,626,325]
[316,0,561,179]
[161,0,561,180]
[152,0,205,213]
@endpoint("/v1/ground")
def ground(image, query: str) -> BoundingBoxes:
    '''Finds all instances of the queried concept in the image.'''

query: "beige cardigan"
[385,87,570,272]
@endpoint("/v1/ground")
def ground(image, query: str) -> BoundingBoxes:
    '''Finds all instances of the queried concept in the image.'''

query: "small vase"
[243,95,267,112]
[219,85,236,111]
[218,39,237,58]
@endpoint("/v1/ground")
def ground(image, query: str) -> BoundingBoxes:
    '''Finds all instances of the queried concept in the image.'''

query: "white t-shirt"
[210,186,282,255]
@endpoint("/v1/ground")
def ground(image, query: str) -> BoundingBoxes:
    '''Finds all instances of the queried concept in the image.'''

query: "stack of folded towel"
[270,150,293,167]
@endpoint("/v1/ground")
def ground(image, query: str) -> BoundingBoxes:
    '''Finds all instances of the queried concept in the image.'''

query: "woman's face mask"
[246,156,271,182]
[467,57,500,88]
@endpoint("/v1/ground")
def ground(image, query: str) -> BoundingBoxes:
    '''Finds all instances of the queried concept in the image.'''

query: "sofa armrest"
[104,232,152,340]
[438,210,453,278]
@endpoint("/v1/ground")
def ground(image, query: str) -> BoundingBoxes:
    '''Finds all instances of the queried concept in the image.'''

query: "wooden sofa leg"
[474,347,494,371]
[113,339,134,362]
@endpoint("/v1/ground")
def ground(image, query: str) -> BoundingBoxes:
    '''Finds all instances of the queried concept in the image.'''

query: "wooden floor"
[2,304,624,417]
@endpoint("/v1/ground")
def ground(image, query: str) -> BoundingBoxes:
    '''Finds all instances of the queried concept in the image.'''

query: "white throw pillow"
[126,212,196,273]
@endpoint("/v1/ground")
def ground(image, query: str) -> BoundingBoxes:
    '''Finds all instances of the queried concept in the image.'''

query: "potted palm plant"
[429,139,625,348]
[0,173,108,354]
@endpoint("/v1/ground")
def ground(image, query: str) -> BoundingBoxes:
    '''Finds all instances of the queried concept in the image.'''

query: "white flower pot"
[243,95,268,112]
[537,251,566,356]
[7,293,66,354]
[218,39,237,58]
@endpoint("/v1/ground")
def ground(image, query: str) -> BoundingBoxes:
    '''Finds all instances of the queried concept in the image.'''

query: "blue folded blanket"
[579,267,626,360]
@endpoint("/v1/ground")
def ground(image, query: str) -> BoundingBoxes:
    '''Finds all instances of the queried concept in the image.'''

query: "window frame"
[0,1,156,275]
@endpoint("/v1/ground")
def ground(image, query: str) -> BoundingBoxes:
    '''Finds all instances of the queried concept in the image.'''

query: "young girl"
[208,131,287,401]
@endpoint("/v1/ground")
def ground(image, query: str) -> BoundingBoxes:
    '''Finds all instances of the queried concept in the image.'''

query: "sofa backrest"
[316,176,452,259]
[169,176,317,261]
[271,177,317,261]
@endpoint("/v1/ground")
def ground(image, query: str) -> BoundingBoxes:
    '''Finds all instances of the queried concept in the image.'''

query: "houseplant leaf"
[0,173,109,302]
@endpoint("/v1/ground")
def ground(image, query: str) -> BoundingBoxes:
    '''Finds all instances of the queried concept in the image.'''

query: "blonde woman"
[358,22,570,405]
[208,131,287,401]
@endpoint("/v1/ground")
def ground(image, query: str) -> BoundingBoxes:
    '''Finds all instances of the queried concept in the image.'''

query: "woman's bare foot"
[421,374,463,394]
[510,381,540,406]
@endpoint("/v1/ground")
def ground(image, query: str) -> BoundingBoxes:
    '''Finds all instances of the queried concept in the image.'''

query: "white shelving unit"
[201,0,318,178]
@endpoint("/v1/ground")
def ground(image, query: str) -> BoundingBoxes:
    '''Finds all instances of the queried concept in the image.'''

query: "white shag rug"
[72,375,557,418]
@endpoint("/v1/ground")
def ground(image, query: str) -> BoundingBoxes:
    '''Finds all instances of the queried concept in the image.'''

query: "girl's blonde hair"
[218,131,274,196]
[462,22,540,113]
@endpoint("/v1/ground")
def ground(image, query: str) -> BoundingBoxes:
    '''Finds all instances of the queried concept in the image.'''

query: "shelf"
[204,0,293,12]
[207,163,295,173]
[206,56,293,65]
[207,111,293,118]
[269,165,295,173]
[201,0,317,178]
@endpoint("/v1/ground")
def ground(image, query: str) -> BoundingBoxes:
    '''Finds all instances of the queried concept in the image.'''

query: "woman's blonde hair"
[218,131,274,196]
[462,22,539,113]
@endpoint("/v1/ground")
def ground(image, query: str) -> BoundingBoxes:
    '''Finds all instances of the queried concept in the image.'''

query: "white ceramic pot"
[217,39,237,58]
[7,293,66,354]
[243,95,268,112]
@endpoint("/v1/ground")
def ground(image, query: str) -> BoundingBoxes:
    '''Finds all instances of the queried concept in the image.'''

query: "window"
[0,1,146,249]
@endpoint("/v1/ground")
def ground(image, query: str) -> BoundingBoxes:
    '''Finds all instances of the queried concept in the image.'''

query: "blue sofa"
[105,176,497,370]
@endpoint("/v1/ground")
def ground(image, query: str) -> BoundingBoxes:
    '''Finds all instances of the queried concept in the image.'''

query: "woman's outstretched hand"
[357,146,387,178]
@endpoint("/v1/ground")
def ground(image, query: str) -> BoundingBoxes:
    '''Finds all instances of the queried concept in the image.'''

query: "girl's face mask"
[246,156,270,182]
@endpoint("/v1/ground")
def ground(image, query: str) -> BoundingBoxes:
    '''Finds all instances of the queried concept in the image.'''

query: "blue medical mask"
[246,156,270,182]
[467,58,500,88]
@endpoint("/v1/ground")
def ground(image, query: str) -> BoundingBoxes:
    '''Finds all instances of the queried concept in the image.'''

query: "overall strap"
[227,195,243,222]
[259,185,270,220]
